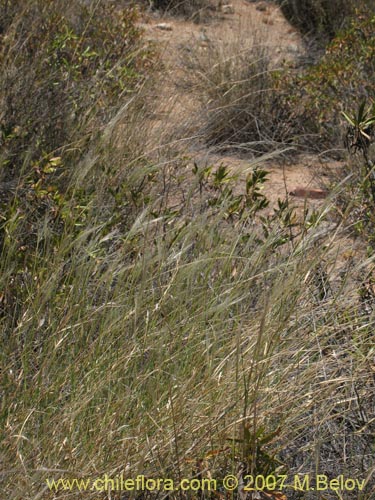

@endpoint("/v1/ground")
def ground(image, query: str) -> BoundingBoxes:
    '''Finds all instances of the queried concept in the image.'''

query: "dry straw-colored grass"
[1,1,375,499]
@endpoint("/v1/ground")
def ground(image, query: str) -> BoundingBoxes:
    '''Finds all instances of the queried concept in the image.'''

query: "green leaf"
[357,99,367,122]
[341,111,355,127]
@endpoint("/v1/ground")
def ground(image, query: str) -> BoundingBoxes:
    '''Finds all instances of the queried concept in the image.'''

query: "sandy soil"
[137,0,344,209]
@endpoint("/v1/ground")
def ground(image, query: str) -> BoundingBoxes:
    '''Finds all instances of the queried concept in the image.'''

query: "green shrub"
[337,100,375,247]
[275,0,375,43]
[0,0,149,181]
[280,11,375,151]
[0,0,156,323]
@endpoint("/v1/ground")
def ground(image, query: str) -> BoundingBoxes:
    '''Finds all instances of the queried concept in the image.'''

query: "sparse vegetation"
[191,6,375,155]
[152,0,216,21]
[275,0,375,43]
[2,1,375,500]
[283,10,375,151]
[187,39,294,153]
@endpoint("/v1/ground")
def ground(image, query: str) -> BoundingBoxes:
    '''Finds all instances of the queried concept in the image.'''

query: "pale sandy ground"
[136,0,344,211]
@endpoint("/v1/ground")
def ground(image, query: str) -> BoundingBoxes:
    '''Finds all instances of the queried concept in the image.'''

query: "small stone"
[287,43,299,53]
[222,4,235,14]
[199,28,210,43]
[289,188,328,200]
[155,23,173,31]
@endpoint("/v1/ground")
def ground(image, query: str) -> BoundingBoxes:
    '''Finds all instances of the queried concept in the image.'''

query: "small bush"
[275,0,375,43]
[335,100,375,248]
[280,11,375,151]
[0,0,149,181]
[0,0,156,323]
[0,0,154,216]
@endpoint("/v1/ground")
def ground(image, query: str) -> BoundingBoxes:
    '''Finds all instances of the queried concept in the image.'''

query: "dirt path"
[138,0,341,208]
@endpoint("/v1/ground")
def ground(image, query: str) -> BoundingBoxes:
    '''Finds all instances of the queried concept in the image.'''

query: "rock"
[222,4,235,14]
[155,23,173,31]
[289,188,328,200]
[199,28,210,43]
[256,3,267,11]
[287,43,299,53]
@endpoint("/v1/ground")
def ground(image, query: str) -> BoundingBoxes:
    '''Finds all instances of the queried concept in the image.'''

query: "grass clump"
[2,1,375,499]
[3,142,375,498]
[3,148,375,498]
[186,37,295,155]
